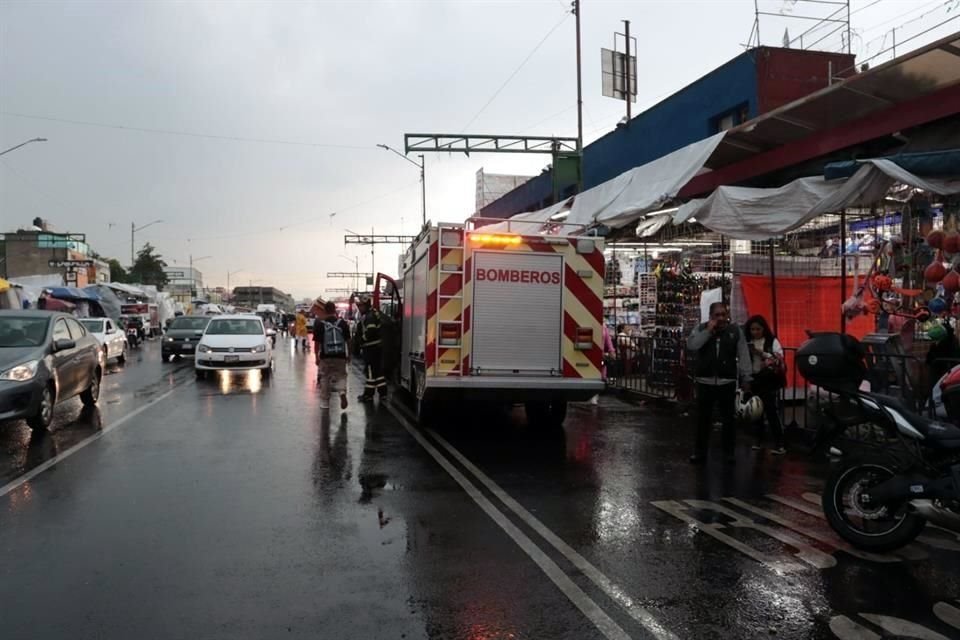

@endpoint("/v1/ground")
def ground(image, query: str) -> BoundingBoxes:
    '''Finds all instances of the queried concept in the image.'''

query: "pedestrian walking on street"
[355,296,387,402]
[315,301,351,411]
[744,315,786,455]
[687,302,752,465]
[294,310,309,351]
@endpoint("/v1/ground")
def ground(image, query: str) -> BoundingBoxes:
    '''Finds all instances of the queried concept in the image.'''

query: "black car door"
[50,319,80,398]
[66,318,95,392]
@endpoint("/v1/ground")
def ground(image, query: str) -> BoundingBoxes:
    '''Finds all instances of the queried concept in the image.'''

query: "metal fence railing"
[606,338,950,439]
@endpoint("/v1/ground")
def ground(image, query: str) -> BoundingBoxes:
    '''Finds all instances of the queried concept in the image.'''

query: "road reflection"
[196,369,268,396]
[0,404,104,486]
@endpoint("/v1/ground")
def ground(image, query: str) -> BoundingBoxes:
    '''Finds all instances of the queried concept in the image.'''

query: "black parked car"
[162,316,211,361]
[0,311,103,431]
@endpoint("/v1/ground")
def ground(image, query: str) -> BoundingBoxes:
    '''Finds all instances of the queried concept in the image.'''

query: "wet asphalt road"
[1,337,959,639]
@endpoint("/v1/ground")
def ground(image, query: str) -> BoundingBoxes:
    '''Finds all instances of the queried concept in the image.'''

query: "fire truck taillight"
[469,233,522,246]
[575,327,593,350]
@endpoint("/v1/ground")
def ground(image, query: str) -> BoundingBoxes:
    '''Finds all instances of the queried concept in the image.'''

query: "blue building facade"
[479,46,852,218]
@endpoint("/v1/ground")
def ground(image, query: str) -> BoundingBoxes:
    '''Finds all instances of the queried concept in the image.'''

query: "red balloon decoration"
[944,270,960,293]
[925,261,948,283]
[944,232,960,255]
[928,230,946,249]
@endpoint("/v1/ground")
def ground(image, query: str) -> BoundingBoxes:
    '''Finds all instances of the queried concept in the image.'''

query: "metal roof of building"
[683,31,960,196]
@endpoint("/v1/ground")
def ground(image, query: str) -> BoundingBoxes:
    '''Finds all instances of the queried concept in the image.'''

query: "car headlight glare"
[253,344,267,353]
[165,337,175,343]
[198,344,212,353]
[0,360,40,382]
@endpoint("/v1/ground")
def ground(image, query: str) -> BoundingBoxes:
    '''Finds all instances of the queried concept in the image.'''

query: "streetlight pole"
[0,137,47,157]
[377,144,426,227]
[338,254,360,292]
[226,269,243,302]
[189,254,211,299]
[131,219,164,266]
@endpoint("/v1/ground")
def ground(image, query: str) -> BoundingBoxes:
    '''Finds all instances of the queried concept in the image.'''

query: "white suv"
[195,314,274,379]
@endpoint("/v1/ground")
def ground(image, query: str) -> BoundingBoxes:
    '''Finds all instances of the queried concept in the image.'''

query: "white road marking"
[722,497,900,564]
[801,490,960,548]
[933,601,960,630]
[770,493,928,560]
[859,614,952,640]
[0,390,175,498]
[652,500,804,574]
[386,405,635,640]
[767,493,825,518]
[829,615,881,640]
[425,424,680,640]
[684,499,837,569]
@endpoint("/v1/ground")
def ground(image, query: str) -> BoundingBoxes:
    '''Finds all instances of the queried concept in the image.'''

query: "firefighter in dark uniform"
[356,296,387,401]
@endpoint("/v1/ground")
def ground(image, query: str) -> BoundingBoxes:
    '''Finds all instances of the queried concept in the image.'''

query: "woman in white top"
[744,315,786,454]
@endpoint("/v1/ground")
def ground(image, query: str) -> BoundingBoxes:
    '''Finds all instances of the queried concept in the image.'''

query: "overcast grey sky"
[2,0,956,298]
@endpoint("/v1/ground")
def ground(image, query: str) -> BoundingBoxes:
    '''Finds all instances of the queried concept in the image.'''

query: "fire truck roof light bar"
[469,234,522,245]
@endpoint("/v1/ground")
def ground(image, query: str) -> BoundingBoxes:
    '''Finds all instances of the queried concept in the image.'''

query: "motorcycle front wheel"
[822,454,927,552]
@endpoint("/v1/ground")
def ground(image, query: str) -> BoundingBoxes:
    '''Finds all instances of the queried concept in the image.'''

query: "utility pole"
[130,219,163,267]
[624,19,631,124]
[574,0,583,171]
[420,154,426,228]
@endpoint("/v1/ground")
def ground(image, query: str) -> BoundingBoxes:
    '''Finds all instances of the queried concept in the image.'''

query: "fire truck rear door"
[471,251,563,375]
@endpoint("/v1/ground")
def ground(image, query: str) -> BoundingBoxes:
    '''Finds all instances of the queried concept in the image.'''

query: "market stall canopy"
[85,284,123,321]
[46,286,101,301]
[824,149,960,181]
[635,213,675,239]
[477,133,725,234]
[104,282,146,298]
[564,132,725,229]
[675,158,960,240]
[476,198,573,233]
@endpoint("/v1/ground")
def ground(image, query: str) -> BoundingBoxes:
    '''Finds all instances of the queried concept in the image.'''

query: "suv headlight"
[198,344,212,353]
[165,336,175,343]
[0,360,40,382]
[253,344,267,353]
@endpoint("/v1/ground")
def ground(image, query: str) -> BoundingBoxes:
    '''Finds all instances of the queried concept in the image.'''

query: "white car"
[194,315,274,379]
[80,317,127,365]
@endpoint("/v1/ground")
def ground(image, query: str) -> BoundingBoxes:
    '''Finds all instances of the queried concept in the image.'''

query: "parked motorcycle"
[798,333,960,551]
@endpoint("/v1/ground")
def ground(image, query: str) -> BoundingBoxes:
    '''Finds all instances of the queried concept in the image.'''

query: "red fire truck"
[376,219,605,426]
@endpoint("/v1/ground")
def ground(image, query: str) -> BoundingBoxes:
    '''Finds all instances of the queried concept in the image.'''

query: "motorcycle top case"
[796,332,866,391]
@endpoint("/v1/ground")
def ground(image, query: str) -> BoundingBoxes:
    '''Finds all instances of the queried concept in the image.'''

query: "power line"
[460,9,570,132]
[0,111,376,151]
[185,181,419,243]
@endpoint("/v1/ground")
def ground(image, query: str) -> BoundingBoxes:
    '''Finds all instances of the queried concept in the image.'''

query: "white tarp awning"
[635,213,674,238]
[565,131,726,228]
[477,197,573,234]
[105,282,147,297]
[478,132,725,235]
[674,159,960,240]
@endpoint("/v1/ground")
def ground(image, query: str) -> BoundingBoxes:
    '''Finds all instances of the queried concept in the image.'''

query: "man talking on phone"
[686,301,752,465]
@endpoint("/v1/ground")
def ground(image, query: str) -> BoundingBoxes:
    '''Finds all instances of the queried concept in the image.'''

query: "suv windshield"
[0,317,49,347]
[205,319,262,336]
[170,317,209,331]
[80,319,105,333]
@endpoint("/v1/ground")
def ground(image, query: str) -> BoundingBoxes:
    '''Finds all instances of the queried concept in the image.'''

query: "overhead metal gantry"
[404,133,579,156]
[343,234,416,246]
[404,133,583,201]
